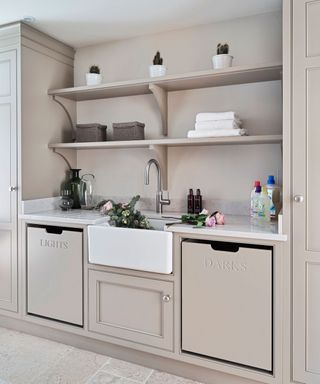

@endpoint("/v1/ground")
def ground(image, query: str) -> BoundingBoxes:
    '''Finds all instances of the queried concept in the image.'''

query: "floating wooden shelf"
[48,135,283,150]
[48,62,282,102]
[49,62,282,137]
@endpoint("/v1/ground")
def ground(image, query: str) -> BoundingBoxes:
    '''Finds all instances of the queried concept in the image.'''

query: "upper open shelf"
[48,135,282,150]
[48,62,282,102]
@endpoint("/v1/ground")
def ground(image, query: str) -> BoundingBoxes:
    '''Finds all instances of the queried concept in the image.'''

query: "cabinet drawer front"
[27,226,83,326]
[182,241,272,372]
[89,270,173,350]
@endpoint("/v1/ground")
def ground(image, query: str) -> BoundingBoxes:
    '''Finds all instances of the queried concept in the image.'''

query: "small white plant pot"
[149,65,167,78]
[86,73,102,86]
[212,54,233,69]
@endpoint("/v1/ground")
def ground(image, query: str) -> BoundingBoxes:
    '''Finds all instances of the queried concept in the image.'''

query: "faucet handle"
[160,191,171,206]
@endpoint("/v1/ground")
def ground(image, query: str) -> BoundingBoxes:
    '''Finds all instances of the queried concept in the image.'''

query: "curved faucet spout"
[144,159,170,214]
[145,159,161,189]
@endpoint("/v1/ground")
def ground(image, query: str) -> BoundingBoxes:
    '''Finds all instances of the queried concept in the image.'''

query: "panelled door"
[0,50,17,312]
[293,1,320,382]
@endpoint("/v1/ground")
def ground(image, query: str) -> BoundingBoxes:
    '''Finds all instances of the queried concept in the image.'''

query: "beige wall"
[21,25,76,200]
[75,12,282,214]
[75,11,282,83]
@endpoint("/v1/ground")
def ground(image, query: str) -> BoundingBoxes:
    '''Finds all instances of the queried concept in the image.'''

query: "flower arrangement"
[97,195,152,229]
[181,209,225,228]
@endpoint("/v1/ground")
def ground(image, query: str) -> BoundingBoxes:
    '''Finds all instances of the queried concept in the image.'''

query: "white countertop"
[19,209,108,225]
[19,209,180,225]
[165,215,287,242]
[20,208,286,242]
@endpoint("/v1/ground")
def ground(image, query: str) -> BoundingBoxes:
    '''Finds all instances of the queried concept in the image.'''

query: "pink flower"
[101,200,113,214]
[214,212,225,225]
[205,215,216,227]
[200,209,209,215]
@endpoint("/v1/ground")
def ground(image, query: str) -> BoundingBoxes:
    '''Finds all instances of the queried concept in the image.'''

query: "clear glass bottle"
[80,174,95,209]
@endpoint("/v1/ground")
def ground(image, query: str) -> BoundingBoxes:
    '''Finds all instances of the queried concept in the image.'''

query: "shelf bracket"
[52,148,72,170]
[52,95,76,141]
[149,144,168,190]
[149,84,168,137]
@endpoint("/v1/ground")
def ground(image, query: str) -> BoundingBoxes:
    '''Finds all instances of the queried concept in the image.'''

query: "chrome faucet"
[144,159,170,214]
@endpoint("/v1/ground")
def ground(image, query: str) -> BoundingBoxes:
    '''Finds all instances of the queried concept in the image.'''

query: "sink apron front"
[88,225,173,274]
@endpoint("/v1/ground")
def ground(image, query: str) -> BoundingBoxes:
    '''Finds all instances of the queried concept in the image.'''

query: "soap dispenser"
[187,189,195,214]
[194,189,203,214]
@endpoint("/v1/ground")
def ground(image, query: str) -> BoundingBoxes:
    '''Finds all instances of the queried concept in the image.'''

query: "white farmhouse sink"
[88,219,175,274]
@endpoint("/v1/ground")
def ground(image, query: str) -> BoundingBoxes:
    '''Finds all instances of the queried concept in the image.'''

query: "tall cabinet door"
[0,50,17,312]
[293,1,320,382]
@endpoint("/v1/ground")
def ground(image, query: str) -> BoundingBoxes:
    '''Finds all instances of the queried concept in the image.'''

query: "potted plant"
[86,65,102,86]
[149,51,167,78]
[212,43,233,69]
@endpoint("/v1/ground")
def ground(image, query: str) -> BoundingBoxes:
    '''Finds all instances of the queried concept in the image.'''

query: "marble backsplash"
[95,196,249,216]
[22,196,249,216]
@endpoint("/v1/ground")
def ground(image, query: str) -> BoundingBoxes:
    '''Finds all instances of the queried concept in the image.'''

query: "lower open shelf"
[48,134,282,150]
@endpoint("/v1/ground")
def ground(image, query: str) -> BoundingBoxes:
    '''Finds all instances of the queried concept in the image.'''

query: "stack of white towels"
[187,112,247,138]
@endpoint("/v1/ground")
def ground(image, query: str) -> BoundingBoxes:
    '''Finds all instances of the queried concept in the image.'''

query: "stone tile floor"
[0,327,203,384]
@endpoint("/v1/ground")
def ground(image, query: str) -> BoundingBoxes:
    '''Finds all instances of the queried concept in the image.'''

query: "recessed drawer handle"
[162,294,171,302]
[45,226,63,235]
[210,241,240,253]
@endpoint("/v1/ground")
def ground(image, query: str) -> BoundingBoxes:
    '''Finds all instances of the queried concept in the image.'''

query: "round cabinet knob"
[294,195,304,203]
[9,186,18,192]
[162,295,171,302]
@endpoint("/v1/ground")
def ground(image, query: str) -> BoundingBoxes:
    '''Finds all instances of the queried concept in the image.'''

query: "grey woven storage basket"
[76,124,107,142]
[113,121,145,141]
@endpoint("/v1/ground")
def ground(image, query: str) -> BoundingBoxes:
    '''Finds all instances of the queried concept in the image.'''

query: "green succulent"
[217,43,229,55]
[153,51,163,65]
[89,65,100,74]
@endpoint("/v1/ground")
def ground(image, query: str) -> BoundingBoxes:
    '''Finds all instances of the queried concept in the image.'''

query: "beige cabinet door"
[182,241,272,372]
[89,270,173,350]
[0,50,17,312]
[293,1,320,381]
[27,226,83,326]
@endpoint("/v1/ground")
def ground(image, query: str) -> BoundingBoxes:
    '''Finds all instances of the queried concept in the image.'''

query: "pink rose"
[200,209,209,215]
[105,201,113,210]
[205,215,216,227]
[101,200,113,214]
[214,212,225,225]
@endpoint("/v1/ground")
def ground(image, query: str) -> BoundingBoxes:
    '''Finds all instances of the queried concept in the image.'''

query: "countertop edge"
[165,225,287,242]
[19,211,287,242]
[19,214,108,225]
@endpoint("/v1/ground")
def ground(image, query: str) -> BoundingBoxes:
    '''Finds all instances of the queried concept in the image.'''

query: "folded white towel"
[195,119,241,131]
[187,129,247,139]
[196,112,239,122]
